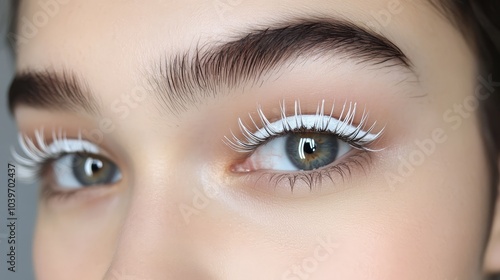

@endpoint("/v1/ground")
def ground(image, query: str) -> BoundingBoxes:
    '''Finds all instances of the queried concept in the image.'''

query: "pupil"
[303,139,316,154]
[85,158,103,176]
[286,133,339,171]
[298,138,317,159]
[91,162,100,172]
[71,154,121,187]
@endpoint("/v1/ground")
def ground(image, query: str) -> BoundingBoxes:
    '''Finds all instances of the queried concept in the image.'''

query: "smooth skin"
[11,0,500,279]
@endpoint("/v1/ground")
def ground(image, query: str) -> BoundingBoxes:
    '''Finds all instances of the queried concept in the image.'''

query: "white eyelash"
[11,128,99,182]
[223,100,384,153]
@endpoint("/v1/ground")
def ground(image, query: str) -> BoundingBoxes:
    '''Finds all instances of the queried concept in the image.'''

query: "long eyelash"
[224,99,385,153]
[11,128,96,182]
[261,152,372,192]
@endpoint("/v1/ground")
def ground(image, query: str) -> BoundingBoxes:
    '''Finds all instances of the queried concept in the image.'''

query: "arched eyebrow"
[8,18,413,116]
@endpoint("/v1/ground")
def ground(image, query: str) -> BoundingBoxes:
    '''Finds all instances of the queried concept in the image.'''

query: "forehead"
[13,0,449,65]
[12,0,471,115]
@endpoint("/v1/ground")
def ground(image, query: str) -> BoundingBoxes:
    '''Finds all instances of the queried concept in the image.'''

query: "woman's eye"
[240,132,352,172]
[51,153,122,189]
[227,101,384,174]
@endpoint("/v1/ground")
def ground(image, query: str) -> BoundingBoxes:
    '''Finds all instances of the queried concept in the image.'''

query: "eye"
[226,100,384,176]
[51,153,122,189]
[241,132,352,171]
[12,129,123,192]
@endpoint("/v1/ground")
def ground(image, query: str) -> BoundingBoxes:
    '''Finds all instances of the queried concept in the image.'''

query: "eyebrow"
[8,70,100,115]
[9,18,412,116]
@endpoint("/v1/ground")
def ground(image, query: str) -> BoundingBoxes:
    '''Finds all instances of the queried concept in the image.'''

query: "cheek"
[33,198,126,280]
[271,128,490,279]
[33,223,111,280]
[291,194,485,279]
[350,121,490,278]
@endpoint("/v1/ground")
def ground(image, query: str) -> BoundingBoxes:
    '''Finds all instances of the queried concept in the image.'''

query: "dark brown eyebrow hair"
[8,18,412,116]
[8,70,100,115]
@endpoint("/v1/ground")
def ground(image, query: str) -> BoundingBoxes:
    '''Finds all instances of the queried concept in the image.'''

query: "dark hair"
[471,2,500,277]
[432,1,500,152]
[455,1,500,250]
[461,1,500,159]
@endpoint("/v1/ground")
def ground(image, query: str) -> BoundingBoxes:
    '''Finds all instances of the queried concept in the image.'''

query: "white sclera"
[250,134,352,171]
[47,139,103,189]
[247,115,368,171]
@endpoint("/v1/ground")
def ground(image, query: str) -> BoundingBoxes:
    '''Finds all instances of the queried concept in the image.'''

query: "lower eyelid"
[230,149,373,196]
[39,178,121,208]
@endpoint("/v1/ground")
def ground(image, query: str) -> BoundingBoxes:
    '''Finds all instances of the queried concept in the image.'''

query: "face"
[10,0,497,279]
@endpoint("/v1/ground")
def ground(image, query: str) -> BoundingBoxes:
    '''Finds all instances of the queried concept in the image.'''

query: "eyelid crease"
[223,99,385,153]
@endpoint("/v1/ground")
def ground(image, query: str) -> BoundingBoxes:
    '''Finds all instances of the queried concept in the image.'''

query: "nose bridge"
[103,165,204,280]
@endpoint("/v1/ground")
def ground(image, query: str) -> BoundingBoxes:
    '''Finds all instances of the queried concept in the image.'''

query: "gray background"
[0,1,37,279]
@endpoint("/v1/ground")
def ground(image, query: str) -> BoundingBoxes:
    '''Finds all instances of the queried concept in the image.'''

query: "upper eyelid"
[19,129,99,156]
[224,100,384,153]
[12,128,101,182]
